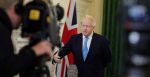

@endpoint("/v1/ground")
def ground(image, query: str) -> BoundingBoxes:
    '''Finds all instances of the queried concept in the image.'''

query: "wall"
[77,0,103,34]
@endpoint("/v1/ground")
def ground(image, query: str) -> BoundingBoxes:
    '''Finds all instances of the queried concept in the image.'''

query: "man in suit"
[54,15,111,77]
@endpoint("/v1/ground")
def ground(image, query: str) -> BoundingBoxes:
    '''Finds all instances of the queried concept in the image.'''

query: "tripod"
[32,57,51,77]
[26,34,51,77]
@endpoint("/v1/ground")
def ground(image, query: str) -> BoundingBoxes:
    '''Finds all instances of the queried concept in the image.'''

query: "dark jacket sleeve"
[0,24,37,76]
[59,35,75,58]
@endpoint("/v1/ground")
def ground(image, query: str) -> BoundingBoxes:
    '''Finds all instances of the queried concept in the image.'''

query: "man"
[0,0,51,77]
[54,15,111,77]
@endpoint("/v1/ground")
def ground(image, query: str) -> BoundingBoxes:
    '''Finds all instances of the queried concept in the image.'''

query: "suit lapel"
[78,34,84,62]
[85,33,96,62]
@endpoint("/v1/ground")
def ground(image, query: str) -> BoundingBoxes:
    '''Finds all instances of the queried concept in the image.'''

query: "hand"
[32,40,52,58]
[53,51,61,63]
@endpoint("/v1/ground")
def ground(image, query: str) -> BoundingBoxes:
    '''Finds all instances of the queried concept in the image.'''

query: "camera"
[15,0,64,77]
[16,0,64,48]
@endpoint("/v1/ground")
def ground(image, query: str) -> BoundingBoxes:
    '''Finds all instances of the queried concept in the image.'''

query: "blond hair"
[0,0,18,9]
[80,15,96,27]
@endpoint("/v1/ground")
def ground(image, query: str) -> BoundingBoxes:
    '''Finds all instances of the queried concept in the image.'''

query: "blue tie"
[82,37,88,61]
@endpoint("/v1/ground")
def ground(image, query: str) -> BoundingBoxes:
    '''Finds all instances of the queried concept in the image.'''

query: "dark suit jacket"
[59,33,111,77]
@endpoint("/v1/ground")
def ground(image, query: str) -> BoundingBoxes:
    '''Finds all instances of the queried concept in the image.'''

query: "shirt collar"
[82,32,93,39]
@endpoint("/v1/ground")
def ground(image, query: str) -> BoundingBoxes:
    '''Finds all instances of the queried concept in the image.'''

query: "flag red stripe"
[61,58,66,77]
[67,0,71,17]
[67,53,74,64]
[62,23,77,44]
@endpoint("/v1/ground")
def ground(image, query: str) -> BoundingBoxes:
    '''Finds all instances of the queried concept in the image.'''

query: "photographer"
[0,0,52,77]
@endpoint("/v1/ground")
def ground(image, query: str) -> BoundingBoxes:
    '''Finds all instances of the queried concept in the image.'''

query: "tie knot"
[85,37,88,41]
[85,36,88,39]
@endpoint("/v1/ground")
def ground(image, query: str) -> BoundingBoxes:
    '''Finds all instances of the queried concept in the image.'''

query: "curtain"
[102,0,124,77]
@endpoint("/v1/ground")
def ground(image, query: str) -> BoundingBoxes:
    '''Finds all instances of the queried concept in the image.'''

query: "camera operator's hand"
[32,40,51,58]
[53,51,61,63]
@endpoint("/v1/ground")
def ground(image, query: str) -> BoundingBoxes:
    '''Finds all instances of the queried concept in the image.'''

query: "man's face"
[81,19,94,36]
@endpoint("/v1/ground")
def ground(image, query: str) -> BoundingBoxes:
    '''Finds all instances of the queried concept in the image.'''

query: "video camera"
[15,0,64,77]
[16,0,64,48]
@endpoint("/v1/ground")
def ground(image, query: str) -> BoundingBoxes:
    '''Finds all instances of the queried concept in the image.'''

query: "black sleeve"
[0,45,37,77]
[0,24,37,76]
[59,36,74,59]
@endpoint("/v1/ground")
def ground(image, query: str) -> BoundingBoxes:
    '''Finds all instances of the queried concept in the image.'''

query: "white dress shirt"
[82,32,93,51]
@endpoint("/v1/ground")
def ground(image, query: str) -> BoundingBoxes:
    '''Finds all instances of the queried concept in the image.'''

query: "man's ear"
[93,26,95,29]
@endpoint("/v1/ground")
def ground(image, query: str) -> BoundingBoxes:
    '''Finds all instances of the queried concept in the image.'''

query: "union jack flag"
[56,0,77,77]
